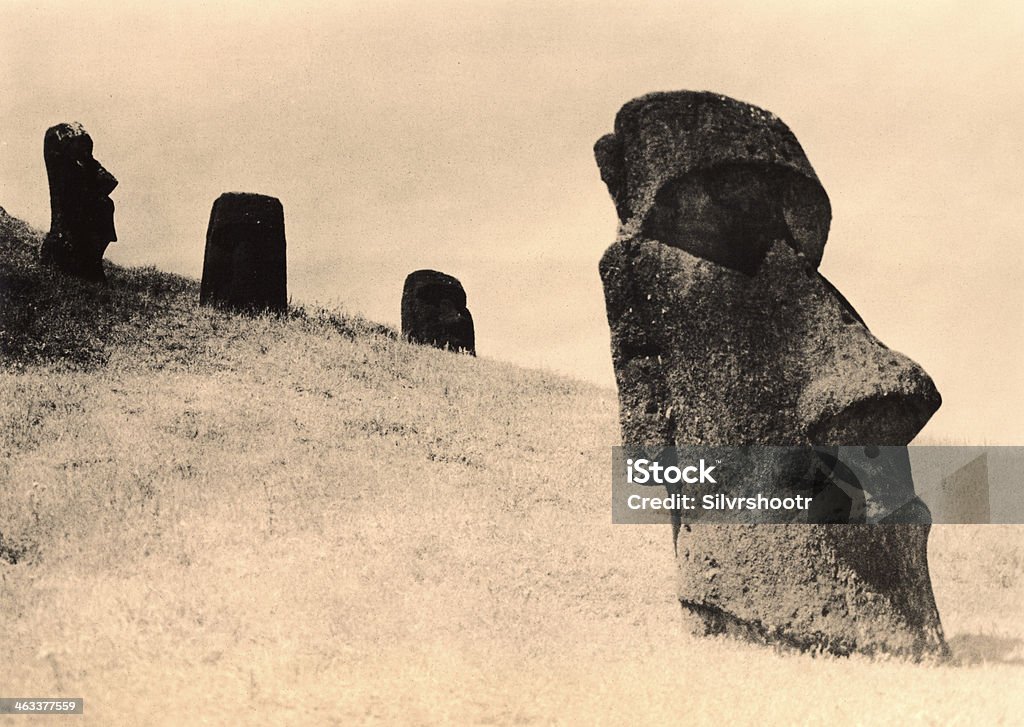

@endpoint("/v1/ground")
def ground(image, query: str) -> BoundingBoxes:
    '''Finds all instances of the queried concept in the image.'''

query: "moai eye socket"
[642,166,794,275]
[703,166,783,213]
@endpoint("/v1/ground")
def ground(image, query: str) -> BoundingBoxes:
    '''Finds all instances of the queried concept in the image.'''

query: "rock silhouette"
[39,123,118,282]
[200,193,287,313]
[597,91,947,660]
[401,270,475,355]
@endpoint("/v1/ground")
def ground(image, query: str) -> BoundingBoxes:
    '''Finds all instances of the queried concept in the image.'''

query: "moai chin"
[40,123,118,282]
[596,91,948,659]
[200,193,288,313]
[401,270,475,355]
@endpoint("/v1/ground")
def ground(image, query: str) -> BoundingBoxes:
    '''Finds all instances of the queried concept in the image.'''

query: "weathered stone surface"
[401,270,475,355]
[597,90,947,660]
[200,193,287,313]
[39,123,118,282]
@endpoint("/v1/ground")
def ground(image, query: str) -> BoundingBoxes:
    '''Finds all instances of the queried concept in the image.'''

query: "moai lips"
[401,270,475,355]
[40,123,118,282]
[597,91,947,659]
[200,193,288,313]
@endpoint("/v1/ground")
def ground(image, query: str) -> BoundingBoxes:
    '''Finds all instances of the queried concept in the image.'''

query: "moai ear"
[594,133,629,222]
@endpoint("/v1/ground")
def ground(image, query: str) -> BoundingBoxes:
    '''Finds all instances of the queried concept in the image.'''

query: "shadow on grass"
[0,530,33,565]
[0,208,202,369]
[0,206,395,372]
[948,634,1024,666]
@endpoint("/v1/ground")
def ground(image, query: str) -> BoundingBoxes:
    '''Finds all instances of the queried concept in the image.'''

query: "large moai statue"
[401,270,475,355]
[39,123,118,282]
[200,193,287,313]
[597,91,948,659]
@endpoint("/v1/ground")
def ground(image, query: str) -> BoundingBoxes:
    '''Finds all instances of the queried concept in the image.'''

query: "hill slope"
[1,209,1022,725]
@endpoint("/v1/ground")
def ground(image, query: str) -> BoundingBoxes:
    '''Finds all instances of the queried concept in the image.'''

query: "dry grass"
[1,209,1022,725]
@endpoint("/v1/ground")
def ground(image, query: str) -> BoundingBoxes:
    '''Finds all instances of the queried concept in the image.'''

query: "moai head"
[200,193,288,313]
[597,91,947,659]
[40,123,118,282]
[597,92,940,450]
[401,270,475,356]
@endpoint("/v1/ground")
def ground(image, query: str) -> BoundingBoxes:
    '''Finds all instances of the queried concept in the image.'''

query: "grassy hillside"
[1,207,1022,725]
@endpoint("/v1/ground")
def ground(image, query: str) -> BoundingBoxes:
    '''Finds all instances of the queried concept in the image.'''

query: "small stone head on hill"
[401,270,475,356]
[597,90,947,660]
[200,193,288,314]
[40,123,118,283]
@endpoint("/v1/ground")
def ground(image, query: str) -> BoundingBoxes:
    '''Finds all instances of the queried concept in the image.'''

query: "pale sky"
[1,1,1021,443]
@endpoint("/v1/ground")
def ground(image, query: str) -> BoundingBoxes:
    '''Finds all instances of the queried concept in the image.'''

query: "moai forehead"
[403,270,468,308]
[46,121,89,146]
[595,91,831,269]
[206,192,284,229]
[44,123,96,171]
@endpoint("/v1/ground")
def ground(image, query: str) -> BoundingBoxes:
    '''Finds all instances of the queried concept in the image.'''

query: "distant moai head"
[40,122,118,282]
[401,270,475,356]
[200,193,288,313]
[597,91,947,660]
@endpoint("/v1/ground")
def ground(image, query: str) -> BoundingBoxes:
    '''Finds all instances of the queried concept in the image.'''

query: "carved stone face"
[41,122,118,281]
[603,186,941,451]
[596,94,940,451]
[642,165,796,274]
[597,91,947,659]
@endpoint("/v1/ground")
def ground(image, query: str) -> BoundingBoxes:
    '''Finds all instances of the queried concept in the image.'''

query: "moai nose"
[799,331,941,446]
[96,164,118,195]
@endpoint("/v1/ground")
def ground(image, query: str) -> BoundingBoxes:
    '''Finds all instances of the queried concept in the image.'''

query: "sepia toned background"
[1,0,1021,443]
